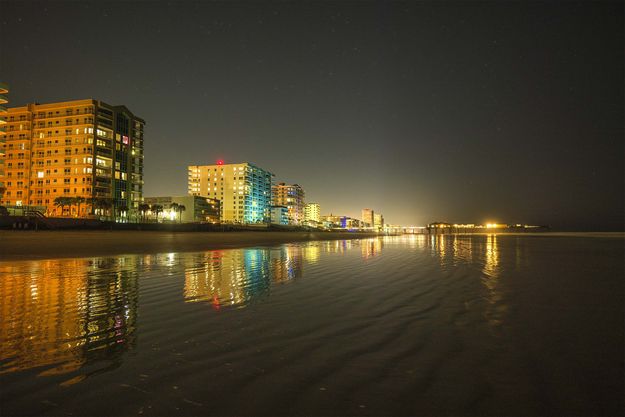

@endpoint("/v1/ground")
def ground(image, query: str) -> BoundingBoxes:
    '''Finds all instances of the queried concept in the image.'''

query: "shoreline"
[0,230,384,261]
[1,230,622,262]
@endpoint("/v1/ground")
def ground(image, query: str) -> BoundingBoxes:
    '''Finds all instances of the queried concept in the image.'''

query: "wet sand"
[0,230,382,261]
[1,234,622,416]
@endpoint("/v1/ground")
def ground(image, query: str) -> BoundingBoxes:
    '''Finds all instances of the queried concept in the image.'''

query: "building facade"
[362,208,374,227]
[272,182,305,225]
[188,161,273,224]
[0,82,7,201]
[304,202,320,223]
[270,205,288,225]
[144,195,220,223]
[374,213,384,229]
[1,99,144,219]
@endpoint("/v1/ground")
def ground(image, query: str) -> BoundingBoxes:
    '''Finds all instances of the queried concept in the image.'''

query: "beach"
[0,230,382,261]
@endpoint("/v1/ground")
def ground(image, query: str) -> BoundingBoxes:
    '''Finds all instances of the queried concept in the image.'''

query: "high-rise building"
[362,208,374,227]
[270,205,288,225]
[272,182,305,225]
[304,202,320,223]
[188,161,273,224]
[1,99,145,219]
[374,213,384,229]
[0,82,8,201]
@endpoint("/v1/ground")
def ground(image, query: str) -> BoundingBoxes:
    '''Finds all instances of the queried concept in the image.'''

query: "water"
[0,234,623,416]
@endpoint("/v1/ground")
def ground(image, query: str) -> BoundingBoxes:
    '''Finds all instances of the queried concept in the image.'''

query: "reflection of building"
[304,203,320,223]
[270,245,303,282]
[0,82,8,200]
[184,249,272,307]
[272,183,305,225]
[361,238,383,259]
[183,246,308,307]
[188,161,273,224]
[322,239,352,254]
[2,99,145,219]
[144,195,220,223]
[0,258,138,375]
[302,243,321,264]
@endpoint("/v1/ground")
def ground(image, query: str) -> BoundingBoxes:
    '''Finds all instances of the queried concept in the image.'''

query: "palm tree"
[73,196,86,217]
[93,198,113,219]
[151,204,163,222]
[53,196,68,216]
[178,204,186,223]
[169,202,179,223]
[118,204,129,222]
[138,203,150,223]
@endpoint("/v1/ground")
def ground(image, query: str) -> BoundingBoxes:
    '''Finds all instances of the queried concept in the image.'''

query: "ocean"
[0,234,623,416]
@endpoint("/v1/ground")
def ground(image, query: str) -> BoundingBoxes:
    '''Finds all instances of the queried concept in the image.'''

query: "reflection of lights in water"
[452,236,473,263]
[483,234,499,278]
[303,244,320,264]
[402,234,425,249]
[0,258,138,377]
[361,238,383,260]
[29,282,38,299]
[481,234,506,327]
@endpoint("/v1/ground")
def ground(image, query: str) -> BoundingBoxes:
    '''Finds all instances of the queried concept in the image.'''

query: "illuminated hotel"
[0,82,7,200]
[361,208,374,227]
[1,99,144,219]
[188,161,273,224]
[304,202,321,223]
[272,182,305,225]
[374,213,384,229]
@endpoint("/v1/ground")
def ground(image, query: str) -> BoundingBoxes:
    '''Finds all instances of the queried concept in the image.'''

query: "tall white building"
[188,161,273,224]
[304,203,320,223]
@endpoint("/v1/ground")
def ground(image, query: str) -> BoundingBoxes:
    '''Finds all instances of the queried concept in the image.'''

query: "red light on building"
[217,159,224,165]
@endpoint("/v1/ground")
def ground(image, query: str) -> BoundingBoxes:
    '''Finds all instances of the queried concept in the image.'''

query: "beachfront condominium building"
[188,161,273,224]
[374,213,384,229]
[1,99,145,219]
[373,213,384,230]
[273,182,305,225]
[270,205,288,225]
[304,202,320,223]
[362,208,374,227]
[0,82,8,201]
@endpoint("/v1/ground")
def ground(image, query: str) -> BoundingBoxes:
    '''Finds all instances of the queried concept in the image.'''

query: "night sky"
[2,1,623,230]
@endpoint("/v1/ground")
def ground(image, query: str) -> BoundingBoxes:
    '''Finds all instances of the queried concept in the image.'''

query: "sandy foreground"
[0,230,382,261]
